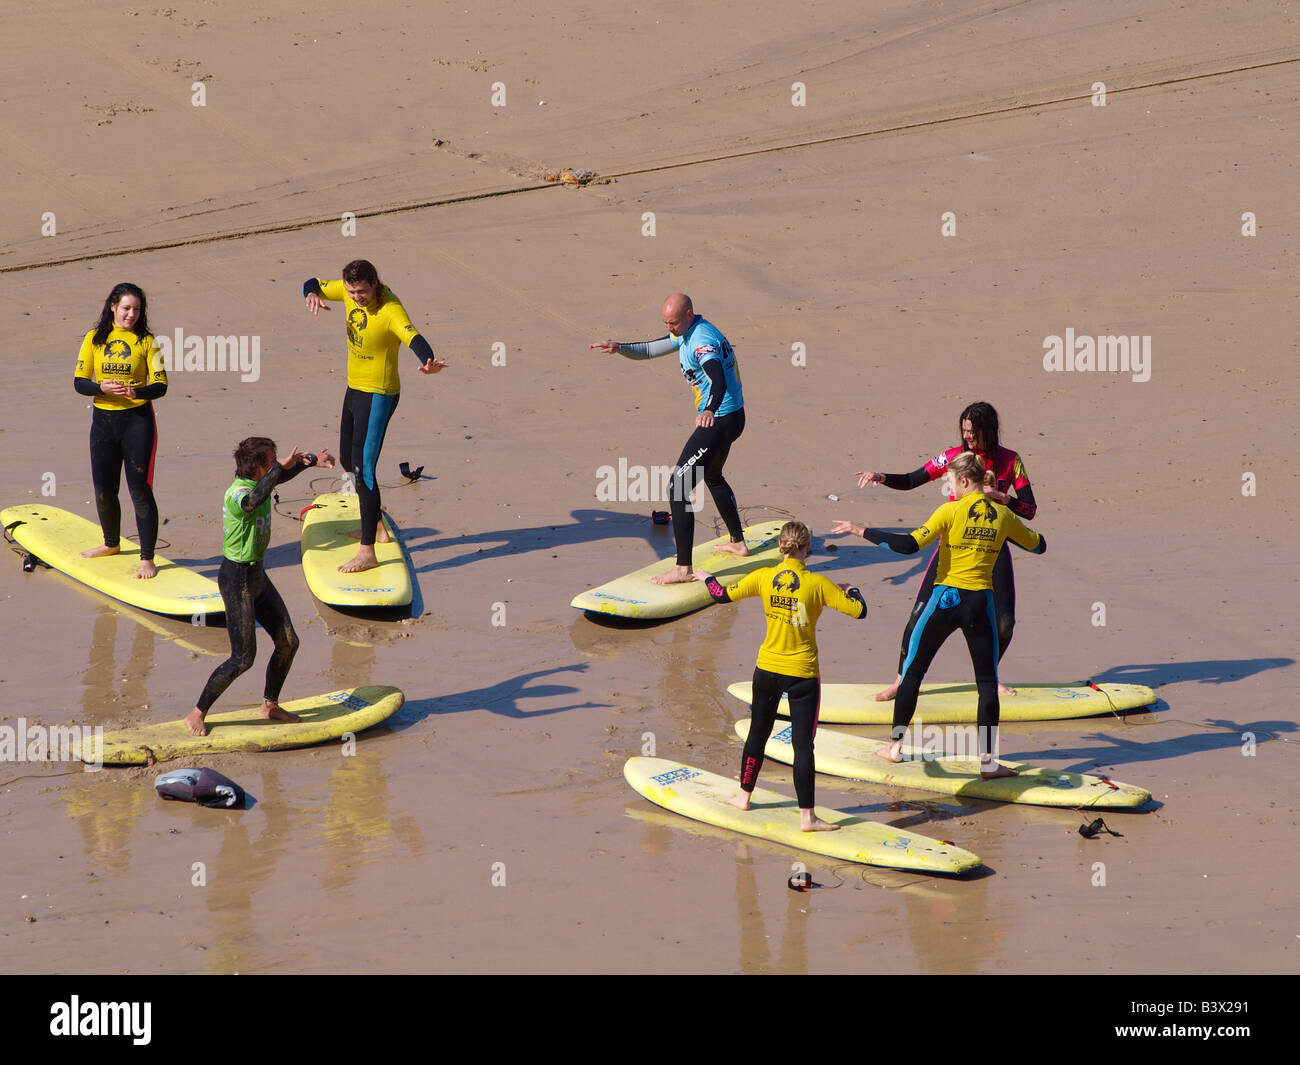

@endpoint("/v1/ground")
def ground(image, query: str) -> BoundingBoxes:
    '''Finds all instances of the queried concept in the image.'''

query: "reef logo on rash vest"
[347,307,369,352]
[153,328,260,382]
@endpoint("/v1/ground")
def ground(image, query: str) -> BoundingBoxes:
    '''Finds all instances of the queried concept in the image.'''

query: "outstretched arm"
[590,336,678,360]
[858,467,931,490]
[829,519,921,554]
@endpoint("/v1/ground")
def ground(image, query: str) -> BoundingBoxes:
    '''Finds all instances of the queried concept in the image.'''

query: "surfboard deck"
[736,719,1151,808]
[74,684,404,766]
[623,757,982,873]
[1,504,222,617]
[726,680,1156,723]
[300,493,413,608]
[572,520,785,619]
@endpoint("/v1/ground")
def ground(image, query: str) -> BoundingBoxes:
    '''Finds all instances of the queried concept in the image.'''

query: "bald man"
[592,293,748,584]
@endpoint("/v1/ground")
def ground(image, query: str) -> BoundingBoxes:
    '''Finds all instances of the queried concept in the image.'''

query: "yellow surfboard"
[735,719,1151,808]
[572,520,785,619]
[299,493,413,608]
[623,757,982,873]
[726,680,1156,723]
[73,684,405,766]
[2,504,222,617]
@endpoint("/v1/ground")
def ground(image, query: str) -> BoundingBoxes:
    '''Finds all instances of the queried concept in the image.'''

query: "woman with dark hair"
[852,402,1036,700]
[184,436,335,737]
[302,259,446,574]
[74,283,167,579]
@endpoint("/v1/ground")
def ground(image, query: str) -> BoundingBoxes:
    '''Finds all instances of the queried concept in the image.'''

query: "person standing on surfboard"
[302,260,446,574]
[591,294,748,585]
[695,520,867,831]
[184,437,335,737]
[852,402,1036,701]
[831,452,1046,778]
[74,283,167,580]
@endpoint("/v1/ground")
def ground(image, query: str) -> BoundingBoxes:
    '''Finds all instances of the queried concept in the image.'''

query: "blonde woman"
[832,452,1046,777]
[696,521,866,830]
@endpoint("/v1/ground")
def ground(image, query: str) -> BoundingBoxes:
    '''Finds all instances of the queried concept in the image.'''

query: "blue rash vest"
[673,317,744,416]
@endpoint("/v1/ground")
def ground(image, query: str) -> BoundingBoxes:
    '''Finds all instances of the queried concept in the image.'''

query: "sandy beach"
[1,0,1296,979]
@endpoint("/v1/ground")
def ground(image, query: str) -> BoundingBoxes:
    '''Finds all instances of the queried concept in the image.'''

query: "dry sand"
[1,0,1296,976]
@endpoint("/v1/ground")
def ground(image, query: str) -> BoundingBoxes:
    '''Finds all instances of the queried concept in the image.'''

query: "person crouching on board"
[830,451,1046,778]
[695,520,867,831]
[184,437,335,737]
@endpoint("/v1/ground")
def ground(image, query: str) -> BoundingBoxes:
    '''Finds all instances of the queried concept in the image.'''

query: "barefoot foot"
[346,525,392,543]
[651,564,693,585]
[184,708,208,736]
[714,539,750,558]
[81,544,120,559]
[724,792,751,812]
[874,740,904,764]
[875,677,901,702]
[997,682,1017,696]
[980,761,1020,779]
[800,812,840,832]
[338,547,380,573]
[136,559,158,580]
[259,701,301,724]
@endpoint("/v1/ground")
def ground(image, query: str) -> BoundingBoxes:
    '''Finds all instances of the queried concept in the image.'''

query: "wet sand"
[1,1,1296,975]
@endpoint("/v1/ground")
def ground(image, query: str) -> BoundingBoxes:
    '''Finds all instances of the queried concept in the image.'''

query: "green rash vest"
[223,476,273,563]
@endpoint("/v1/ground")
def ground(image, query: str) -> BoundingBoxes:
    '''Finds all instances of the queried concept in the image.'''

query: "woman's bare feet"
[724,792,751,811]
[651,564,693,585]
[81,544,120,559]
[346,525,392,543]
[997,681,1017,696]
[259,700,301,724]
[714,539,750,558]
[338,546,380,573]
[874,739,904,763]
[184,708,208,736]
[980,761,1020,780]
[800,810,840,832]
[875,675,902,702]
[136,559,158,580]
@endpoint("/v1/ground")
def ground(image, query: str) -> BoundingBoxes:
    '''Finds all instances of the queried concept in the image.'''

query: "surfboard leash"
[4,519,50,572]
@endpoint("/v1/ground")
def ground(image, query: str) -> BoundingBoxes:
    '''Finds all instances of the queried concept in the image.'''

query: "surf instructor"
[831,452,1045,778]
[853,401,1036,700]
[591,293,748,584]
[74,283,167,580]
[303,259,446,573]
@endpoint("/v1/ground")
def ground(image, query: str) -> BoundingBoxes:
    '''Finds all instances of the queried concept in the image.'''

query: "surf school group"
[50,266,1086,817]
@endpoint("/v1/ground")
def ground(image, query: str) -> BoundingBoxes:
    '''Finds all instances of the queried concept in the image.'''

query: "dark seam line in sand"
[604,54,1300,180]
[0,184,553,274]
[3,54,1295,275]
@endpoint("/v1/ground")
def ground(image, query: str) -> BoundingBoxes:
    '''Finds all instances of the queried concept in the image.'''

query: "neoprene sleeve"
[409,335,434,365]
[863,528,920,554]
[616,337,677,360]
[881,468,930,490]
[240,460,308,514]
[703,359,727,412]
